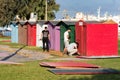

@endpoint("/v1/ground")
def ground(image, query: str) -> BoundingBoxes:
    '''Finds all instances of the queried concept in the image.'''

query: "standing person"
[40,27,50,52]
[63,28,71,53]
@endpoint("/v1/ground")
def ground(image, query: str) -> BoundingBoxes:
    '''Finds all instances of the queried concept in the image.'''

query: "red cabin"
[75,20,118,56]
[27,21,36,46]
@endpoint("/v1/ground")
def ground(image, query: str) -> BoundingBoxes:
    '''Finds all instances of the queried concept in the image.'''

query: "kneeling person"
[66,42,79,56]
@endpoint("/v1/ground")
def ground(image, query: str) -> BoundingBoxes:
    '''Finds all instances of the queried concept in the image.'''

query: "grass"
[0,36,10,40]
[118,40,120,54]
[0,36,43,51]
[0,36,120,80]
[0,59,120,80]
[0,36,63,56]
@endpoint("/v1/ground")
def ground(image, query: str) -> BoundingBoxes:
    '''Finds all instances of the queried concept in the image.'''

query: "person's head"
[67,28,71,32]
[44,27,48,30]
[75,42,79,48]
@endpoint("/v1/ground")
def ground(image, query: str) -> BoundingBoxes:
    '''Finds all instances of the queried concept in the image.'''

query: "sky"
[55,0,120,19]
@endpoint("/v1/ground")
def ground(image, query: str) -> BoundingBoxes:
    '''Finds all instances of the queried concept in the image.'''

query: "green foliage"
[0,0,60,26]
[34,0,60,20]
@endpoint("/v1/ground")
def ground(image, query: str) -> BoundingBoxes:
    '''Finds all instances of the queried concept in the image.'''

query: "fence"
[2,30,11,37]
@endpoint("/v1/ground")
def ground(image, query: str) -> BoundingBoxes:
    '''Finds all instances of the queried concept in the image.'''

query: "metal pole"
[45,0,47,21]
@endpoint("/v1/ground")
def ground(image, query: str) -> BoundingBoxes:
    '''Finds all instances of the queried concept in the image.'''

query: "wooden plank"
[40,61,100,68]
[48,68,120,75]
[0,61,24,65]
[76,56,120,59]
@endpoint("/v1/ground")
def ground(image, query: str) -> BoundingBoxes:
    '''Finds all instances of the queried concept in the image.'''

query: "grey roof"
[63,21,77,25]
[19,21,28,25]
[48,21,59,25]
[56,20,77,26]
[85,20,104,23]
[37,20,46,25]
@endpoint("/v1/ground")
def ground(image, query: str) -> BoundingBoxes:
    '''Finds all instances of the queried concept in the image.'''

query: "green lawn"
[0,59,120,80]
[0,37,120,80]
[0,36,43,51]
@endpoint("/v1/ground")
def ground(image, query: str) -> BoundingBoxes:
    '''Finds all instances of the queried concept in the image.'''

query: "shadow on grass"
[1,45,26,61]
[65,74,120,80]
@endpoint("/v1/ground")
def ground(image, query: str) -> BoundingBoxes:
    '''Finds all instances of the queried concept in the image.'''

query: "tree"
[0,0,16,26]
[0,0,29,26]
[34,0,60,20]
[0,0,60,26]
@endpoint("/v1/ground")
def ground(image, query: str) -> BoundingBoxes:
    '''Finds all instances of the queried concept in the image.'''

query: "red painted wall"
[75,20,86,55]
[86,23,118,56]
[76,20,118,56]
[27,23,36,46]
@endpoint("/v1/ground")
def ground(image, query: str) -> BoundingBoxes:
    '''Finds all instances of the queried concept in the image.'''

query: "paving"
[0,45,53,63]
[49,57,88,61]
[0,45,84,63]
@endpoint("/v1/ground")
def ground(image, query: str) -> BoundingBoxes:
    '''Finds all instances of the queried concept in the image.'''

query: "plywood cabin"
[56,21,76,52]
[18,21,28,45]
[45,21,60,50]
[36,20,47,47]
[54,22,61,51]
[10,21,18,43]
[27,21,37,46]
[75,20,118,56]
